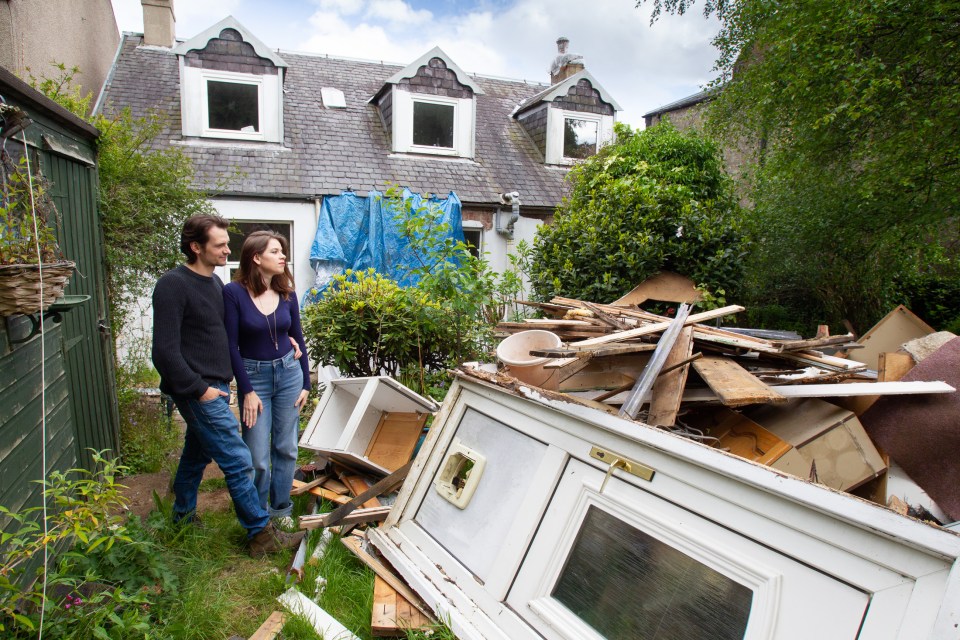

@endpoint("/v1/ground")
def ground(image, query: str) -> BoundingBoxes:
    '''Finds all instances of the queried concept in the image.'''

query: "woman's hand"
[295,389,309,412]
[288,336,302,359]
[243,391,263,428]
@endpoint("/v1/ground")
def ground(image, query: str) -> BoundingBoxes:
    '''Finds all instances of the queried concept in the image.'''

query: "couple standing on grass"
[151,214,311,557]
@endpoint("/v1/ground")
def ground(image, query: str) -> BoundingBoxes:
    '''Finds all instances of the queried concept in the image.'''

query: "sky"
[110,0,722,128]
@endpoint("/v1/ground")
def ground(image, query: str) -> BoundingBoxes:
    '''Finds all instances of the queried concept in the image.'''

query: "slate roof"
[99,34,570,208]
[642,88,715,119]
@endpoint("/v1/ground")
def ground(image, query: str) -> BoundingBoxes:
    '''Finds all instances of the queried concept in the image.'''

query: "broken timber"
[620,304,692,419]
[692,355,787,407]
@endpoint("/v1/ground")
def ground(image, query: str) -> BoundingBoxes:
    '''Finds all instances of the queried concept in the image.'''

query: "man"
[152,214,303,556]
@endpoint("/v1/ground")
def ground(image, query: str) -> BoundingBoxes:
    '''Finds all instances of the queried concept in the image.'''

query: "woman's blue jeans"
[171,382,269,538]
[240,350,302,518]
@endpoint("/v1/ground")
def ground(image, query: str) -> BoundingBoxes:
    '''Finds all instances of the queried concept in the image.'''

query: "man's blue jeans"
[240,350,302,518]
[171,382,270,537]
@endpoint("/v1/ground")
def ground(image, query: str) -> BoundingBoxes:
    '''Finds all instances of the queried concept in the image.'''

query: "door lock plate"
[590,446,655,482]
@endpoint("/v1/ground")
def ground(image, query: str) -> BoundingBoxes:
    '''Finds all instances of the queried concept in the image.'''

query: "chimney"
[550,36,584,85]
[142,0,176,47]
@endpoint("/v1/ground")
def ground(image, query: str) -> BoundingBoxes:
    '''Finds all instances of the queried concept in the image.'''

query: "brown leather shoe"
[248,522,305,558]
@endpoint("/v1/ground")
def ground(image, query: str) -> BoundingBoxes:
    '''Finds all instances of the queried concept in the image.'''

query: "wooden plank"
[342,536,433,619]
[371,575,432,636]
[291,479,352,504]
[554,355,596,383]
[300,506,392,529]
[248,611,287,640]
[581,301,631,330]
[364,412,427,473]
[289,475,328,496]
[342,474,382,509]
[313,461,412,528]
[322,477,350,494]
[774,333,857,351]
[692,356,786,408]
[646,327,694,426]
[531,343,657,358]
[620,304,692,419]
[571,305,744,349]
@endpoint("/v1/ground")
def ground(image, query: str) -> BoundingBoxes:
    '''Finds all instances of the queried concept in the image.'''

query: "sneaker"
[248,522,305,558]
[273,515,296,531]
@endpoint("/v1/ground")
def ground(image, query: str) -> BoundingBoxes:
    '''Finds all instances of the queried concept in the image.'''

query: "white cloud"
[366,0,433,25]
[111,0,721,127]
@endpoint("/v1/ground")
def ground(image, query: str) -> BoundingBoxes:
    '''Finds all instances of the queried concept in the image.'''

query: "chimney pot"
[550,36,584,85]
[142,0,176,48]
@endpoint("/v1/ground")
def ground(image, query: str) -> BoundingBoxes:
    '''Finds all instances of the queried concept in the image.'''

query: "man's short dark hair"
[180,214,229,263]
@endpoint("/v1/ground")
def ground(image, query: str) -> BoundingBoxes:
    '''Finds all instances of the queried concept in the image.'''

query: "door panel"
[508,458,870,640]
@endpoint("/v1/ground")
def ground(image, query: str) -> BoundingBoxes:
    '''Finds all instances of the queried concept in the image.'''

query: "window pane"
[552,506,753,640]
[227,222,291,257]
[563,118,598,159]
[463,228,482,259]
[208,80,259,132]
[413,102,455,148]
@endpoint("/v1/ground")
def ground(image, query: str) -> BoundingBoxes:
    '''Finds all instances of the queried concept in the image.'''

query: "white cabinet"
[370,373,960,640]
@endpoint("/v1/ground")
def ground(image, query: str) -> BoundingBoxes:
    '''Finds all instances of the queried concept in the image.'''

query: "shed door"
[507,458,870,640]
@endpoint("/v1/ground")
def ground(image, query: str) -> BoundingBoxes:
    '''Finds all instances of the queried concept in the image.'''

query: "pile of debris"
[492,273,959,523]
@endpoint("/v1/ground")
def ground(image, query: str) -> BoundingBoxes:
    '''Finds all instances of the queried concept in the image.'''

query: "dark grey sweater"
[152,265,233,398]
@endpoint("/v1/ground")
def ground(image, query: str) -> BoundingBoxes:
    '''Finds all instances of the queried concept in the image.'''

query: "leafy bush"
[302,188,529,398]
[0,452,166,637]
[530,121,747,303]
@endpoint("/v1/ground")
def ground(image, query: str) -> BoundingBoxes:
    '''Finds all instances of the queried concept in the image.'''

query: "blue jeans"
[240,350,302,518]
[171,382,270,538]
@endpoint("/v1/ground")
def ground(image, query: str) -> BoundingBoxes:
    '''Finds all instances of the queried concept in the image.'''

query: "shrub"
[531,121,747,304]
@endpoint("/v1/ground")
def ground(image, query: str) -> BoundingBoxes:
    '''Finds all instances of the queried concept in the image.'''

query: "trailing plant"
[530,122,747,304]
[0,152,63,265]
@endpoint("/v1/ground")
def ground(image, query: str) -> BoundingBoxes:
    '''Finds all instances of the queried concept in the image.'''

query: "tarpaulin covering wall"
[304,188,463,305]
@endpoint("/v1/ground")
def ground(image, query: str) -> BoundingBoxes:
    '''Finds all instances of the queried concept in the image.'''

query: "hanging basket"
[0,260,76,316]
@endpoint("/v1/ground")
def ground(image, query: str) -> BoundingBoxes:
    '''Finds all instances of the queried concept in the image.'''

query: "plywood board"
[612,271,702,306]
[371,575,433,636]
[291,479,352,504]
[850,305,935,371]
[342,474,382,509]
[695,408,810,478]
[364,412,427,473]
[692,355,786,407]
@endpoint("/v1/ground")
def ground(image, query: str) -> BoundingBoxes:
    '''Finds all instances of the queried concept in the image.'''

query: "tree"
[639,0,960,331]
[31,64,216,344]
[530,121,746,303]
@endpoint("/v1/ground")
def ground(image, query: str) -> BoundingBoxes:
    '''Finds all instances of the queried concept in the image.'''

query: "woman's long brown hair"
[233,230,294,299]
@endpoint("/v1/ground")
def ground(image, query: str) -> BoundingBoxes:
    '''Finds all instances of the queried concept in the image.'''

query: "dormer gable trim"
[512,69,620,117]
[172,15,288,68]
[376,46,483,98]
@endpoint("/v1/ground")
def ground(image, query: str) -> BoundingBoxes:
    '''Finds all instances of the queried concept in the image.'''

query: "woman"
[223,231,310,529]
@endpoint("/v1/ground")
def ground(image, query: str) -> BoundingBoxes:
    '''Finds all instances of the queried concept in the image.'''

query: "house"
[0,0,120,110]
[95,2,621,336]
[643,87,713,130]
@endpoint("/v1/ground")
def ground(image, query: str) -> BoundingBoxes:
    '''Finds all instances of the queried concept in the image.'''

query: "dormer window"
[173,19,287,143]
[513,69,620,166]
[372,47,483,159]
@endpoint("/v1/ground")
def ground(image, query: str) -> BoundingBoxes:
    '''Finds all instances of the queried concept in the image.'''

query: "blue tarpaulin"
[304,188,464,305]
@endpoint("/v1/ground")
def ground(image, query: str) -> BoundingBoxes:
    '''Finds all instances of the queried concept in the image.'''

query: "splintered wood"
[492,293,955,509]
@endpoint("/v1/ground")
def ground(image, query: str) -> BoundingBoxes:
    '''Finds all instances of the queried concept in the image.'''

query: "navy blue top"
[223,281,311,396]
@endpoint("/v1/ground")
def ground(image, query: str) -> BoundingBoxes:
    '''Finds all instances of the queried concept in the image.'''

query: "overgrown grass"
[116,361,179,475]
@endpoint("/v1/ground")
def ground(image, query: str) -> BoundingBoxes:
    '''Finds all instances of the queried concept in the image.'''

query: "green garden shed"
[0,66,119,517]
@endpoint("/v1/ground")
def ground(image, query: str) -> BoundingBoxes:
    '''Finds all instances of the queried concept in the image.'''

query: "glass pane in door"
[552,506,753,640]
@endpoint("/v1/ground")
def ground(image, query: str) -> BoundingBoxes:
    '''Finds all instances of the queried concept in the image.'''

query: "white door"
[507,458,871,640]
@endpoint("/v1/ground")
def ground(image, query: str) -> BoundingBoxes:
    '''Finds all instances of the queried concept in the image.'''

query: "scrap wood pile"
[492,274,960,526]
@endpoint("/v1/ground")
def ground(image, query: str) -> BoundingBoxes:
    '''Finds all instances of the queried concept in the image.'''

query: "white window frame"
[180,65,283,143]
[392,88,475,158]
[462,221,483,259]
[544,108,613,165]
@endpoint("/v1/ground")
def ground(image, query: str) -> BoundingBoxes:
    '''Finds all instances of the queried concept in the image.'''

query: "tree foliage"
[30,64,216,340]
[640,0,960,331]
[530,121,746,303]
